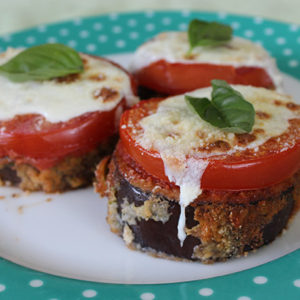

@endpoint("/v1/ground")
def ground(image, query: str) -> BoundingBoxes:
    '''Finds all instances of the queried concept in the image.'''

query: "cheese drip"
[163,155,208,245]
[137,85,298,245]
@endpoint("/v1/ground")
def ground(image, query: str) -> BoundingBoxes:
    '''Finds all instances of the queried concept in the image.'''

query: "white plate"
[0,54,299,285]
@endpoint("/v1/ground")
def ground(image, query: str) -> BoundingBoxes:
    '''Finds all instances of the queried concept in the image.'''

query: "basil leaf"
[185,95,228,128]
[185,80,255,133]
[187,19,232,54]
[0,43,83,82]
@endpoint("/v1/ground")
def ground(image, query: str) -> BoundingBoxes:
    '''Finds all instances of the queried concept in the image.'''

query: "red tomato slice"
[134,60,275,95]
[0,55,137,170]
[0,99,126,169]
[120,99,300,191]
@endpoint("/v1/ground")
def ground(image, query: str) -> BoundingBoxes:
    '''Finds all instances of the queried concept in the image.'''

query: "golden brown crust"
[113,142,296,204]
[0,137,117,193]
[94,155,111,197]
[95,143,299,263]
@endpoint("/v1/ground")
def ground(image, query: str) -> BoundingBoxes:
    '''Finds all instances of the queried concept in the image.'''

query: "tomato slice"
[0,99,126,169]
[134,60,275,95]
[120,99,300,191]
[0,54,137,170]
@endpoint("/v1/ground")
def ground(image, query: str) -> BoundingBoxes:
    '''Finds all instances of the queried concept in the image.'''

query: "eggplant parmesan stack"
[96,83,300,263]
[0,47,137,192]
[130,29,282,97]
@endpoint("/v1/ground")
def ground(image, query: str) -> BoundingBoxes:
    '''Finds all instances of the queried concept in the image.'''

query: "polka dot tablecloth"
[0,10,299,300]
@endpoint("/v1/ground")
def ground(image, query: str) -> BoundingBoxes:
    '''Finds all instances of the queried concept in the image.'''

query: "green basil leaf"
[0,43,84,82]
[187,19,232,54]
[185,80,255,133]
[185,95,228,128]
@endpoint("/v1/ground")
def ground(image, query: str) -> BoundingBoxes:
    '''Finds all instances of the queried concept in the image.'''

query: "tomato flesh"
[0,55,137,170]
[120,99,300,191]
[0,99,126,169]
[135,60,275,95]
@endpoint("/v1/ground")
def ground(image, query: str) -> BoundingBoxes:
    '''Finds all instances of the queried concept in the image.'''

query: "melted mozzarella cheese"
[0,48,137,122]
[138,85,296,156]
[136,85,299,245]
[164,157,208,246]
[130,32,283,90]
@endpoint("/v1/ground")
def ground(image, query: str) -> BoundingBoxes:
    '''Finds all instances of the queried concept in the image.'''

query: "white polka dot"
[162,17,172,25]
[244,30,254,38]
[67,40,77,47]
[218,12,227,19]
[290,24,298,32]
[253,276,268,284]
[129,32,139,39]
[112,26,122,34]
[140,292,155,300]
[86,44,96,52]
[145,23,155,31]
[199,288,214,296]
[93,23,103,31]
[109,13,118,20]
[276,37,286,45]
[59,28,69,36]
[116,40,126,48]
[254,17,263,24]
[82,289,97,298]
[73,18,82,25]
[181,10,190,17]
[178,23,187,31]
[37,25,46,32]
[26,36,36,44]
[47,37,57,43]
[0,284,6,292]
[79,30,89,38]
[255,40,263,46]
[145,11,154,18]
[128,19,137,27]
[231,22,240,30]
[289,60,299,67]
[29,279,43,288]
[297,37,300,43]
[98,35,107,43]
[264,27,274,35]
[237,297,251,300]
[294,279,300,287]
[283,48,292,56]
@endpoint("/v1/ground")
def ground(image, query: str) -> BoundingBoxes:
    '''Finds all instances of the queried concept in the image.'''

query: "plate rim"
[0,9,299,300]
